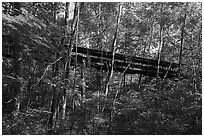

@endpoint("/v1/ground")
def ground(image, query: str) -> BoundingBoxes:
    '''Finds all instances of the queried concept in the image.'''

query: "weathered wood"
[70,53,178,78]
[70,46,179,69]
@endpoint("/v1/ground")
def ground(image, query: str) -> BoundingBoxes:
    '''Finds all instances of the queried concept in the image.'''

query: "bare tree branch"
[32,57,62,88]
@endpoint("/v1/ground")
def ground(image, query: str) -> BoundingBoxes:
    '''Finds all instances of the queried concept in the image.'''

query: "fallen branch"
[163,63,172,80]
[32,57,62,88]
[112,61,131,110]
[161,63,172,90]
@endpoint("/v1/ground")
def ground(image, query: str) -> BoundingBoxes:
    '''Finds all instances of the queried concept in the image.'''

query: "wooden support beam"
[71,54,177,77]
[70,46,179,69]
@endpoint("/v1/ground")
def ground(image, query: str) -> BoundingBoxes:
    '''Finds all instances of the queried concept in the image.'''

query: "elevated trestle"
[70,46,179,78]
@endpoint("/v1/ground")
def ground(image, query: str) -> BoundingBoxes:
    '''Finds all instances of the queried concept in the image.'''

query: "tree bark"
[64,3,82,134]
[178,13,186,74]
[154,3,164,134]
[48,86,58,130]
[81,59,86,104]
[48,3,60,133]
[13,34,22,113]
[156,4,163,80]
[62,2,70,120]
[105,3,123,96]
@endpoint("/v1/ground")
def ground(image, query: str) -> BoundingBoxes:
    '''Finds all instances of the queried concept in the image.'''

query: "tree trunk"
[48,57,60,132]
[65,2,81,134]
[48,86,58,132]
[62,2,70,120]
[154,3,164,134]
[62,90,68,119]
[13,35,22,113]
[81,59,86,104]
[48,3,59,133]
[178,13,186,74]
[105,3,123,96]
[156,3,164,90]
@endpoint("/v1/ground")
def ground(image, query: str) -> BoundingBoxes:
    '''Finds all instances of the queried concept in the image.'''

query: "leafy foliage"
[2,2,202,135]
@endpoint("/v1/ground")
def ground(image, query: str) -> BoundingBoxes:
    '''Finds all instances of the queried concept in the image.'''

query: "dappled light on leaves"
[2,2,201,135]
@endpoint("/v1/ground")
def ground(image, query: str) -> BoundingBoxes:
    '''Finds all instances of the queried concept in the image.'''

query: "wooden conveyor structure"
[70,46,179,78]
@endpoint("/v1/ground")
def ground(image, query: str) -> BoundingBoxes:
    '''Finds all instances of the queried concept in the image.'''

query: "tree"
[2,2,202,135]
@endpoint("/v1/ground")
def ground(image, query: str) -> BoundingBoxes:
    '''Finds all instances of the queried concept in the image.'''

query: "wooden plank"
[71,46,179,69]
[71,54,177,78]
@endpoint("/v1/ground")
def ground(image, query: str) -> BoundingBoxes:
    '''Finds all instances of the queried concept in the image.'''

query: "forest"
[2,2,202,135]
